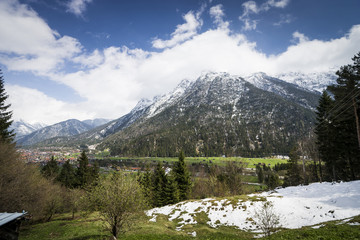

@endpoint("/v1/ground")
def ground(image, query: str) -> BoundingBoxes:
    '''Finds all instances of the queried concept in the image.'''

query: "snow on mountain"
[147,180,360,233]
[244,72,319,109]
[276,71,337,93]
[147,78,193,118]
[11,120,47,139]
[17,119,93,146]
[130,98,154,114]
[26,70,329,149]
[82,118,112,128]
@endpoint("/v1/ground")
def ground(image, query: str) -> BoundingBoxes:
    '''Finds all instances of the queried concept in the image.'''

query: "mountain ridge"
[18,71,332,156]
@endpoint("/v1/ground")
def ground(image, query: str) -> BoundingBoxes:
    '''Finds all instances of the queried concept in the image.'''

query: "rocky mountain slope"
[98,72,318,157]
[17,119,94,146]
[10,120,47,140]
[275,71,337,93]
[82,118,112,128]
[24,71,329,156]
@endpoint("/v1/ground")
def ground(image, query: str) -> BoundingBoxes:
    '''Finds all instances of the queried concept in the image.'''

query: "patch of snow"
[189,231,197,237]
[146,180,360,232]
[311,224,325,229]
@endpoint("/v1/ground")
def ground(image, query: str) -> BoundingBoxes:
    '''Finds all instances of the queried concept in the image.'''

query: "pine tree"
[89,160,100,185]
[57,160,76,188]
[138,166,153,205]
[328,64,360,180]
[0,70,15,142]
[315,52,360,180]
[283,147,303,187]
[256,165,264,183]
[76,151,90,188]
[173,150,191,201]
[315,91,338,180]
[41,156,59,179]
[152,162,167,207]
[163,173,179,205]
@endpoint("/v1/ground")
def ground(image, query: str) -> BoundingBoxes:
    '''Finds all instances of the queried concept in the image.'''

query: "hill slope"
[147,180,360,233]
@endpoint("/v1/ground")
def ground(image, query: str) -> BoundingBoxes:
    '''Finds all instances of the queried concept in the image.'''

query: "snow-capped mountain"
[99,72,319,156]
[146,78,193,118]
[82,118,112,128]
[17,119,93,146]
[275,71,337,93]
[244,72,320,110]
[11,120,47,139]
[27,71,326,155]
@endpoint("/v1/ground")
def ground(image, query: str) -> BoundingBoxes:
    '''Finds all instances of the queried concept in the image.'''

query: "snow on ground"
[146,181,360,232]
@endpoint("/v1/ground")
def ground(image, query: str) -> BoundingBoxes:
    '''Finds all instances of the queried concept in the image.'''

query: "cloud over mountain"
[1,0,359,124]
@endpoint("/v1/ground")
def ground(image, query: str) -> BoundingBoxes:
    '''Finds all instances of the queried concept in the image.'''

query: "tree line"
[41,151,99,189]
[137,150,192,207]
[315,52,360,181]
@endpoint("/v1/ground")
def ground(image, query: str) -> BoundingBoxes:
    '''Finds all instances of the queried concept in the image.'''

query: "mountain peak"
[199,71,231,81]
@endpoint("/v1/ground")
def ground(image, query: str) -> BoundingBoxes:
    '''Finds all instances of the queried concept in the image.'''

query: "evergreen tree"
[0,70,15,142]
[265,171,280,190]
[57,160,76,188]
[89,160,100,185]
[138,166,153,205]
[163,173,179,205]
[283,147,303,187]
[76,151,90,188]
[173,150,191,201]
[41,156,59,179]
[256,165,264,183]
[152,162,167,207]
[315,91,338,180]
[315,52,360,180]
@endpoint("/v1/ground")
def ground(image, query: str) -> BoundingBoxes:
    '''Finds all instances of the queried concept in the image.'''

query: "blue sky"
[0,0,359,124]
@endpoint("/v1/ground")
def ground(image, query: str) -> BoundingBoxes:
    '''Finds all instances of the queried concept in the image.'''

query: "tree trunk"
[318,157,323,183]
[112,218,117,238]
[353,97,360,149]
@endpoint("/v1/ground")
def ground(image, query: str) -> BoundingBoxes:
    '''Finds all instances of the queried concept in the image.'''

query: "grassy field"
[20,209,360,240]
[100,156,288,169]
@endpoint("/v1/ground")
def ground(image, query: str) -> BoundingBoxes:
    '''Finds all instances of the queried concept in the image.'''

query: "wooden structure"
[0,212,27,240]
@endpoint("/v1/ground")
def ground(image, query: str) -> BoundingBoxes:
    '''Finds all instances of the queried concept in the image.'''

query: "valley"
[1,1,360,239]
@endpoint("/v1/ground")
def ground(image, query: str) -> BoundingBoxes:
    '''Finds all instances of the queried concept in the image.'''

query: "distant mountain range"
[15,118,111,146]
[10,120,48,140]
[14,71,337,156]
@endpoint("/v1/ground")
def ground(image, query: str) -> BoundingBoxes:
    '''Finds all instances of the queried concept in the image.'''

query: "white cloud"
[209,4,229,29]
[1,0,360,125]
[292,31,309,44]
[243,18,259,31]
[6,85,93,125]
[271,25,360,73]
[152,11,202,49]
[240,0,290,31]
[0,0,82,74]
[273,14,293,26]
[66,0,92,17]
[72,49,104,68]
[264,0,290,9]
[241,1,259,16]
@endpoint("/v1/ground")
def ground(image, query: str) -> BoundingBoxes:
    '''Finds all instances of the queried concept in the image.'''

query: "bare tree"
[253,201,282,238]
